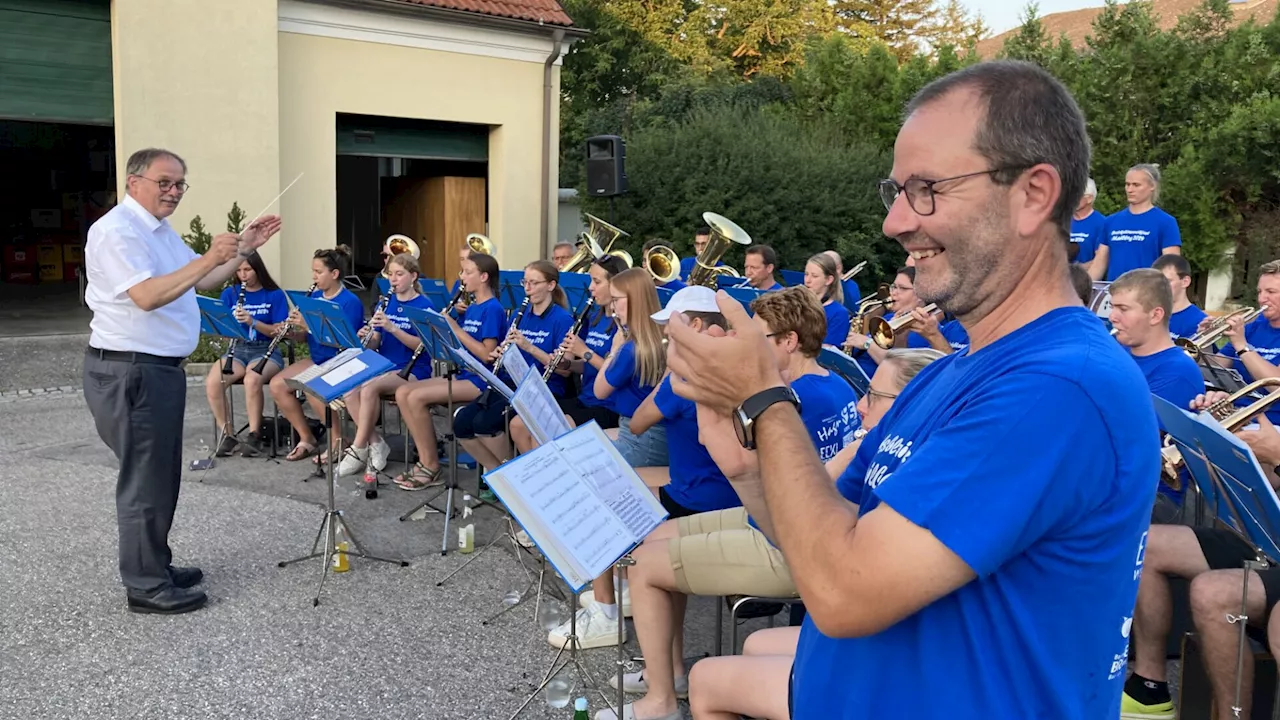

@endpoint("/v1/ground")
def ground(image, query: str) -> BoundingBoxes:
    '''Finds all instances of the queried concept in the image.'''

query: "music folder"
[286,348,394,404]
[482,422,668,593]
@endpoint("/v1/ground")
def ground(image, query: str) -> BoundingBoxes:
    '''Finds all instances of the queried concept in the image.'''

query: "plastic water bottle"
[363,469,378,499]
[572,697,589,720]
[545,679,571,709]
[332,522,350,573]
[458,494,475,553]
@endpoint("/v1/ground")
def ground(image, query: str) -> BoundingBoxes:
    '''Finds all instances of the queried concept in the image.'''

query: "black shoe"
[215,435,238,457]
[126,586,208,615]
[240,431,262,458]
[169,565,204,589]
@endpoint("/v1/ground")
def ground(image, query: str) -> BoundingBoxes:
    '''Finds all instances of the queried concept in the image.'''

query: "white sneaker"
[610,670,689,698]
[369,436,391,471]
[514,529,535,549]
[547,603,624,650]
[579,586,632,618]
[337,446,369,476]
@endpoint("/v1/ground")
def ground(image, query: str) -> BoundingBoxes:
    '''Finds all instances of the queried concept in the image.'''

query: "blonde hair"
[882,348,944,390]
[389,252,423,293]
[806,253,844,304]
[611,268,666,386]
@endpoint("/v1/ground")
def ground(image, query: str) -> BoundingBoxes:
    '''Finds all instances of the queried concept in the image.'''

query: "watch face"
[732,408,751,449]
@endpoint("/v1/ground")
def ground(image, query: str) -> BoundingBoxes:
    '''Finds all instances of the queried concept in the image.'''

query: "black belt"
[86,347,185,367]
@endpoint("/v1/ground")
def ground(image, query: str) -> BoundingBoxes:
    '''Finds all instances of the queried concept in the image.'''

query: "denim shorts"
[228,341,282,373]
[613,415,668,467]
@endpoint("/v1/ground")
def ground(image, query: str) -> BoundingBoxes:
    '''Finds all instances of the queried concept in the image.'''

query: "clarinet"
[543,295,595,381]
[491,297,531,369]
[362,291,392,349]
[253,283,315,374]
[223,285,246,374]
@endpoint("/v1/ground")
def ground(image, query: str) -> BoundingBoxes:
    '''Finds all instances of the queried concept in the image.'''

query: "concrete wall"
[111,0,282,269]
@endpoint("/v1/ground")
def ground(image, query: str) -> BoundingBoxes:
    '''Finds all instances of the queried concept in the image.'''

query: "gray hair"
[1084,178,1097,198]
[905,60,1091,243]
[1129,163,1161,204]
[882,348,945,391]
[125,148,187,177]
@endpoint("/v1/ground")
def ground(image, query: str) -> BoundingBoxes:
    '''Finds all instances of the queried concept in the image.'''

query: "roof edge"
[307,0,589,38]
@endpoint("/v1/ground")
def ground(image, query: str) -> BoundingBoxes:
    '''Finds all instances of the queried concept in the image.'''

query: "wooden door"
[383,176,486,283]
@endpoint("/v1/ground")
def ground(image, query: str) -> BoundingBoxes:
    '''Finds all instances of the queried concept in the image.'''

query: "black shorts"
[453,394,513,439]
[556,395,619,430]
[659,486,699,519]
[1194,528,1280,612]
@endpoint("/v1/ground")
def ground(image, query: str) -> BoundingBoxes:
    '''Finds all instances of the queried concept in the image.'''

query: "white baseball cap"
[651,286,720,324]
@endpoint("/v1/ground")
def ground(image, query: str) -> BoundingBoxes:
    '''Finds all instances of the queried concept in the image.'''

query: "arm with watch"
[844,328,892,364]
[1223,320,1280,385]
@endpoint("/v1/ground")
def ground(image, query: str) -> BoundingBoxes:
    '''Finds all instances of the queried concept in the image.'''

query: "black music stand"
[196,296,250,470]
[498,270,527,314]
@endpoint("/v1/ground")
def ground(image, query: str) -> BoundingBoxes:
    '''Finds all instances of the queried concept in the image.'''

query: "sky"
[968,0,1107,35]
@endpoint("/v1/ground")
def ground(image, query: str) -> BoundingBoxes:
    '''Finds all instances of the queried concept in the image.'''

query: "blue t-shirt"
[652,376,741,512]
[809,307,1157,720]
[221,285,288,344]
[602,341,658,418]
[1132,345,1203,504]
[507,303,575,397]
[661,277,687,292]
[679,256,723,281]
[1070,209,1106,265]
[579,312,618,407]
[306,287,366,364]
[1101,207,1182,281]
[907,318,970,353]
[376,293,435,371]
[1168,304,1208,340]
[823,301,852,347]
[456,297,507,390]
[842,279,862,308]
[762,281,783,292]
[1219,317,1280,424]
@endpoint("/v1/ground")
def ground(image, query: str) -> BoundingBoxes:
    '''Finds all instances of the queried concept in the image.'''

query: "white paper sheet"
[448,345,514,399]
[501,344,532,387]
[554,425,666,541]
[511,366,571,446]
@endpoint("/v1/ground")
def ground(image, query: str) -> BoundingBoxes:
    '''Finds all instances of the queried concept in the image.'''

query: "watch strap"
[740,385,801,422]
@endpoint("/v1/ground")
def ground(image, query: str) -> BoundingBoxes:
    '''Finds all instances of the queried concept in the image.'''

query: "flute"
[223,285,246,375]
[253,283,316,374]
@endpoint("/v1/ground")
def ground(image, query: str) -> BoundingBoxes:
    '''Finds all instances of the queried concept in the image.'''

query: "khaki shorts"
[669,507,798,598]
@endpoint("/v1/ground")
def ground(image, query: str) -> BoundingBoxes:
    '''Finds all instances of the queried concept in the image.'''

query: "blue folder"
[299,349,396,404]
[779,269,805,288]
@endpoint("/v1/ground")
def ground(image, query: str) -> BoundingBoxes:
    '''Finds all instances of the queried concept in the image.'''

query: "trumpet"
[254,283,316,374]
[223,285,247,375]
[1176,306,1267,358]
[545,293,596,381]
[1161,377,1280,490]
[491,297,531,369]
[866,303,941,350]
[841,261,868,282]
[846,284,891,344]
[644,244,681,285]
[363,291,392,348]
[689,212,751,288]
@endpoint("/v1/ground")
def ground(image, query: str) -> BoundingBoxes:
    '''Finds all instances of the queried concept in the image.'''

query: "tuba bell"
[608,249,634,268]
[465,233,496,256]
[688,212,751,288]
[582,213,630,253]
[384,234,420,259]
[644,244,681,285]
[1176,306,1267,359]
[866,303,941,349]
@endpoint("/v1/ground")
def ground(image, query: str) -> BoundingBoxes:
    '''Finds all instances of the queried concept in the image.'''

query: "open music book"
[483,422,668,592]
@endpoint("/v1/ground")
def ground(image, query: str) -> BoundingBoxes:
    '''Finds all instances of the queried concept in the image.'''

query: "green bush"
[187,336,312,365]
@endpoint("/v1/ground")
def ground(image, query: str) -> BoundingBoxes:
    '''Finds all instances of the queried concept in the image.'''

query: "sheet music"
[295,348,361,384]
[448,345,514,399]
[552,424,666,541]
[502,345,532,385]
[510,366,571,446]
[322,357,368,386]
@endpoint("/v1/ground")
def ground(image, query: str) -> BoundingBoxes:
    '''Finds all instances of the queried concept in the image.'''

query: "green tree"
[183,215,212,255]
[833,0,939,61]
[922,0,989,54]
[226,201,246,234]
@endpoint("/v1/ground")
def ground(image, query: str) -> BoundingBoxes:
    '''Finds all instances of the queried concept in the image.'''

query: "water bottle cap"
[463,494,473,501]
[574,698,587,711]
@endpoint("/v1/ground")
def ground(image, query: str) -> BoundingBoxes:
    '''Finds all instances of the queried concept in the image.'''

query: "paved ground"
[0,383,766,720]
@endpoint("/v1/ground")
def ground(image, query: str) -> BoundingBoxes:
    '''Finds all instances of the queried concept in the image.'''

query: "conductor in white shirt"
[84,148,281,614]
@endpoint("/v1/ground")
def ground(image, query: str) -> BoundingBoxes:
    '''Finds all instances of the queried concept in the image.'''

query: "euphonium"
[381,235,420,278]
[254,283,316,374]
[465,233,496,256]
[867,303,941,350]
[1176,306,1268,358]
[363,291,392,348]
[223,285,247,375]
[688,212,751,288]
[1161,377,1280,490]
[644,244,680,285]
[491,297,531,368]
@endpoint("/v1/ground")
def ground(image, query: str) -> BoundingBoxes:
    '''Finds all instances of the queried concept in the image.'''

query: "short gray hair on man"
[1084,178,1097,198]
[1130,163,1161,204]
[905,60,1091,243]
[553,241,574,252]
[882,347,945,391]
[125,148,187,177]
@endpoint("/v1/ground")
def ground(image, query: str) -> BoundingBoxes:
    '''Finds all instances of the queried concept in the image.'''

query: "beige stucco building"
[1,0,578,297]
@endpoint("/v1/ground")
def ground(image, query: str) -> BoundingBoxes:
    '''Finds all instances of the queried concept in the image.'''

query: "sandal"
[394,462,441,491]
[285,441,318,462]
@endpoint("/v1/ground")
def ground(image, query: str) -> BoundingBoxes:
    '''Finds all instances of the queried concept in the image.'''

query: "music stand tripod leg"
[505,578,607,720]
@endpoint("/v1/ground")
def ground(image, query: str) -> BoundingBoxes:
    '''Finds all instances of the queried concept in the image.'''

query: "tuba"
[866,303,941,349]
[562,215,629,274]
[688,212,751,288]
[1176,306,1267,359]
[465,233,496,256]
[644,244,681,285]
[608,248,634,268]
[582,213,629,253]
[1161,377,1280,490]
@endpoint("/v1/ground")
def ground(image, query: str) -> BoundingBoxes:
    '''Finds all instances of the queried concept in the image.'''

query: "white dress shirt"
[86,194,202,357]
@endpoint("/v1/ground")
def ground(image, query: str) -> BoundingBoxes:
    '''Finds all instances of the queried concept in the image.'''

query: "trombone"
[842,260,868,282]
[688,212,750,288]
[1176,306,1267,359]
[866,303,941,350]
[1161,377,1280,490]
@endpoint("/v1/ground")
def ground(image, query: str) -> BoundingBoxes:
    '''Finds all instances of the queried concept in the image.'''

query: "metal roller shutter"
[0,0,112,124]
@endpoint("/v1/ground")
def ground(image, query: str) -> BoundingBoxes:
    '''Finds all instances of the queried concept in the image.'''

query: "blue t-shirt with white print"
[603,340,657,418]
[306,286,365,365]
[456,297,507,391]
[1070,209,1106,264]
[221,285,288,344]
[579,312,618,408]
[1168,304,1208,340]
[1219,317,1280,424]
[375,293,435,371]
[1133,345,1203,505]
[652,375,741,513]
[805,307,1157,720]
[907,318,970,353]
[1101,207,1182,281]
[505,303,575,397]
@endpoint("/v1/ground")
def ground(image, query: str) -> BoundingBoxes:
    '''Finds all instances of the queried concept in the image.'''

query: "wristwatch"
[733,385,802,450]
[583,350,594,362]
[1238,345,1254,356]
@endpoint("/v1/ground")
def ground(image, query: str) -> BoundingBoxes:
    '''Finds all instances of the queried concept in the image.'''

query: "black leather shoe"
[169,566,204,589]
[126,586,208,615]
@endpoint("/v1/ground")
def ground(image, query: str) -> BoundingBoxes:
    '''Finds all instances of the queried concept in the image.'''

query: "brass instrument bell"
[688,212,751,288]
[582,213,630,252]
[1176,305,1268,358]
[465,233,496,256]
[867,303,941,350]
[644,244,681,285]
[383,234,420,260]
